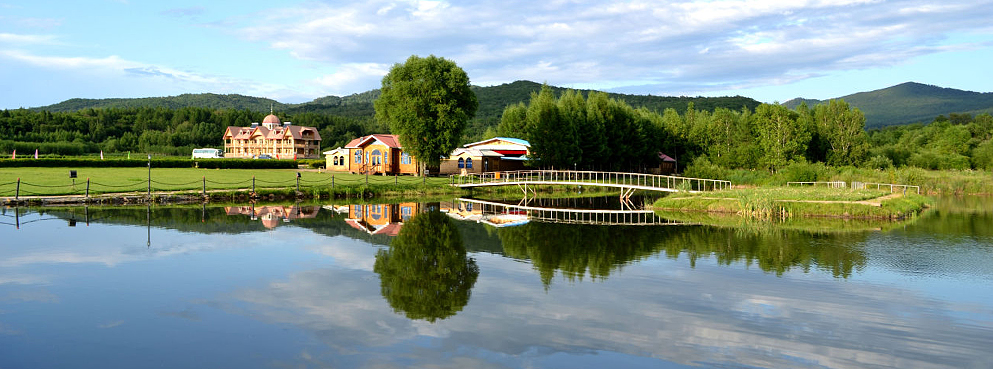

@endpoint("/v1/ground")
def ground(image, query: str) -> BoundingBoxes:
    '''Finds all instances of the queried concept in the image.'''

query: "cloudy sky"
[2,0,992,109]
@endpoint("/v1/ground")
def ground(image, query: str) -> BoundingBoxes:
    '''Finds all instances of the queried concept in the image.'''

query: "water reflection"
[373,211,479,322]
[224,204,319,228]
[2,199,992,368]
[330,202,423,236]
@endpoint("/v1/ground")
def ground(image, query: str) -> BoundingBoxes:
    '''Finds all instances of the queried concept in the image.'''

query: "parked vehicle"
[256,154,273,159]
[192,148,223,159]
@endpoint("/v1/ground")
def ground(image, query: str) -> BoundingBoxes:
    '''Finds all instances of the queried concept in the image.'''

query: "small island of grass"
[652,186,932,220]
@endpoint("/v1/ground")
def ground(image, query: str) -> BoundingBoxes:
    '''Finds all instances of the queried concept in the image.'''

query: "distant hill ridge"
[783,82,993,128]
[32,81,993,129]
[29,81,760,123]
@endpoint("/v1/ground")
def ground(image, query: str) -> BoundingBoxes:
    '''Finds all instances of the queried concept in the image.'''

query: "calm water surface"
[1,197,991,369]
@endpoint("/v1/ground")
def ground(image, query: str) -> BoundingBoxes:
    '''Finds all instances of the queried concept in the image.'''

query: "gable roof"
[345,134,402,149]
[464,137,530,148]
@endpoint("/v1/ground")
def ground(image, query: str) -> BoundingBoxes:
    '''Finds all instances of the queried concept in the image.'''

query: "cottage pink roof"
[345,134,402,149]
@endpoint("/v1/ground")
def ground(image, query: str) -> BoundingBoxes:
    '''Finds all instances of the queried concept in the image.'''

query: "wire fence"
[0,172,440,199]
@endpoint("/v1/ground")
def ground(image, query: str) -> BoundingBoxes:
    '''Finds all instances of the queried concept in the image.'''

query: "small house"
[440,137,530,175]
[325,134,419,175]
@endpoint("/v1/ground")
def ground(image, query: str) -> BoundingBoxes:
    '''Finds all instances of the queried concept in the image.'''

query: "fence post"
[331,174,335,189]
[15,178,20,200]
[86,178,90,198]
[296,173,301,192]
[395,174,398,185]
[202,176,206,197]
[366,172,368,185]
[147,154,151,197]
[252,176,256,193]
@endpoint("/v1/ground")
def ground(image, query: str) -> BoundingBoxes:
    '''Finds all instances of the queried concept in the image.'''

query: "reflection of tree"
[373,211,479,322]
[498,223,870,287]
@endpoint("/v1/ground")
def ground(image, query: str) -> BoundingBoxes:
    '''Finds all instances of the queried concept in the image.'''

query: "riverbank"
[652,186,933,220]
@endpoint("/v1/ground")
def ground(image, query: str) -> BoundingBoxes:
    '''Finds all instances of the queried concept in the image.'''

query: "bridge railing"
[450,170,731,192]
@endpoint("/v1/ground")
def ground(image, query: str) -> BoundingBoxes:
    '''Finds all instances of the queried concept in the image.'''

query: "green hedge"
[0,158,298,169]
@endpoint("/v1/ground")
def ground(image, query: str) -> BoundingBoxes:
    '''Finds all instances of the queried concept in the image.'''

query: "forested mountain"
[783,82,993,128]
[31,81,759,125]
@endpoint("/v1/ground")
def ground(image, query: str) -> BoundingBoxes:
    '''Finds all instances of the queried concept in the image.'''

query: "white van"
[192,148,223,159]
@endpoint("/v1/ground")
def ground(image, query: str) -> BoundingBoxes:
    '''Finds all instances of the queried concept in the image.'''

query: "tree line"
[498,85,993,172]
[0,106,381,156]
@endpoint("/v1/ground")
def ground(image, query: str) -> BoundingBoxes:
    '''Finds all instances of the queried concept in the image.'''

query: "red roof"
[345,134,402,149]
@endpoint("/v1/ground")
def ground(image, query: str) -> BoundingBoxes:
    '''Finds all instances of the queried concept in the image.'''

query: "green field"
[0,167,455,197]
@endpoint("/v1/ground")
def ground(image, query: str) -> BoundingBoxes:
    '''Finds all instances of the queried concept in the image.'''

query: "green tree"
[373,211,479,322]
[496,102,528,138]
[525,85,579,168]
[374,55,478,172]
[813,100,869,166]
[754,103,810,172]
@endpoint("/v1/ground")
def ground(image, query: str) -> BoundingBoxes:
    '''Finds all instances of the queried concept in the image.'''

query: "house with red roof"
[222,113,322,159]
[324,134,420,175]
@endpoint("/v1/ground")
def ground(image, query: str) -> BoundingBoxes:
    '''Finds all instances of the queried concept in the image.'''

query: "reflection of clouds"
[0,289,58,303]
[97,320,125,329]
[226,255,993,369]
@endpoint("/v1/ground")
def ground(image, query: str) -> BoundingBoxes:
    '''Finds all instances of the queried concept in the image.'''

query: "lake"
[1,197,991,369]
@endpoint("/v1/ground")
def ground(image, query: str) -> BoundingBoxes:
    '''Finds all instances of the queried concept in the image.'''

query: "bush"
[779,161,828,183]
[683,156,726,179]
[864,155,894,170]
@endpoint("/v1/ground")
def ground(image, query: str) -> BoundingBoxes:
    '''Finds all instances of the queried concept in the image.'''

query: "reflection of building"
[324,134,420,175]
[440,137,530,175]
[338,203,421,236]
[223,113,322,159]
[225,205,319,228]
[441,200,528,227]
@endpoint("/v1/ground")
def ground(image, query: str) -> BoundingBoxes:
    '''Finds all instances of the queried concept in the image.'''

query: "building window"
[458,158,465,168]
[466,158,473,169]
[354,150,362,164]
[401,152,411,164]
[371,149,382,165]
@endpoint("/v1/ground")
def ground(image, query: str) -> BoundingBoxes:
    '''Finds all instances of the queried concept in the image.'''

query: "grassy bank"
[0,167,462,198]
[685,159,993,195]
[653,186,933,220]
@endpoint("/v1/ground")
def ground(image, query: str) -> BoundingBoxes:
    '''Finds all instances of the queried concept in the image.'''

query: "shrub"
[864,155,894,170]
[683,156,726,179]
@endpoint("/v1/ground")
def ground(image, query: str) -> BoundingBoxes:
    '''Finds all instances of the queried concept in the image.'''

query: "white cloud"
[0,33,58,45]
[232,0,993,96]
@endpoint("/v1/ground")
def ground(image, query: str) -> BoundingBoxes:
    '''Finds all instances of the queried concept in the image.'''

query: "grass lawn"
[0,167,454,197]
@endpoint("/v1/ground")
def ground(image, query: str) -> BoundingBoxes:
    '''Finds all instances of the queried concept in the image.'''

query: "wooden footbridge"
[450,170,731,198]
[449,197,687,226]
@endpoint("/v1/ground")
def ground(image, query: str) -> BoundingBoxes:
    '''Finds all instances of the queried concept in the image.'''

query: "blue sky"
[2,0,992,109]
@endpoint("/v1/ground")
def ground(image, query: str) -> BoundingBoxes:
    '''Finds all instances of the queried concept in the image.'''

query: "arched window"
[354,150,362,164]
[333,156,338,166]
[458,158,465,168]
[371,149,382,165]
[466,158,473,169]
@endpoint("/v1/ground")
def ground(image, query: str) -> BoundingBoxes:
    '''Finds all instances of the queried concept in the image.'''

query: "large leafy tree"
[374,55,478,172]
[814,99,869,166]
[373,211,479,322]
[754,103,811,172]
